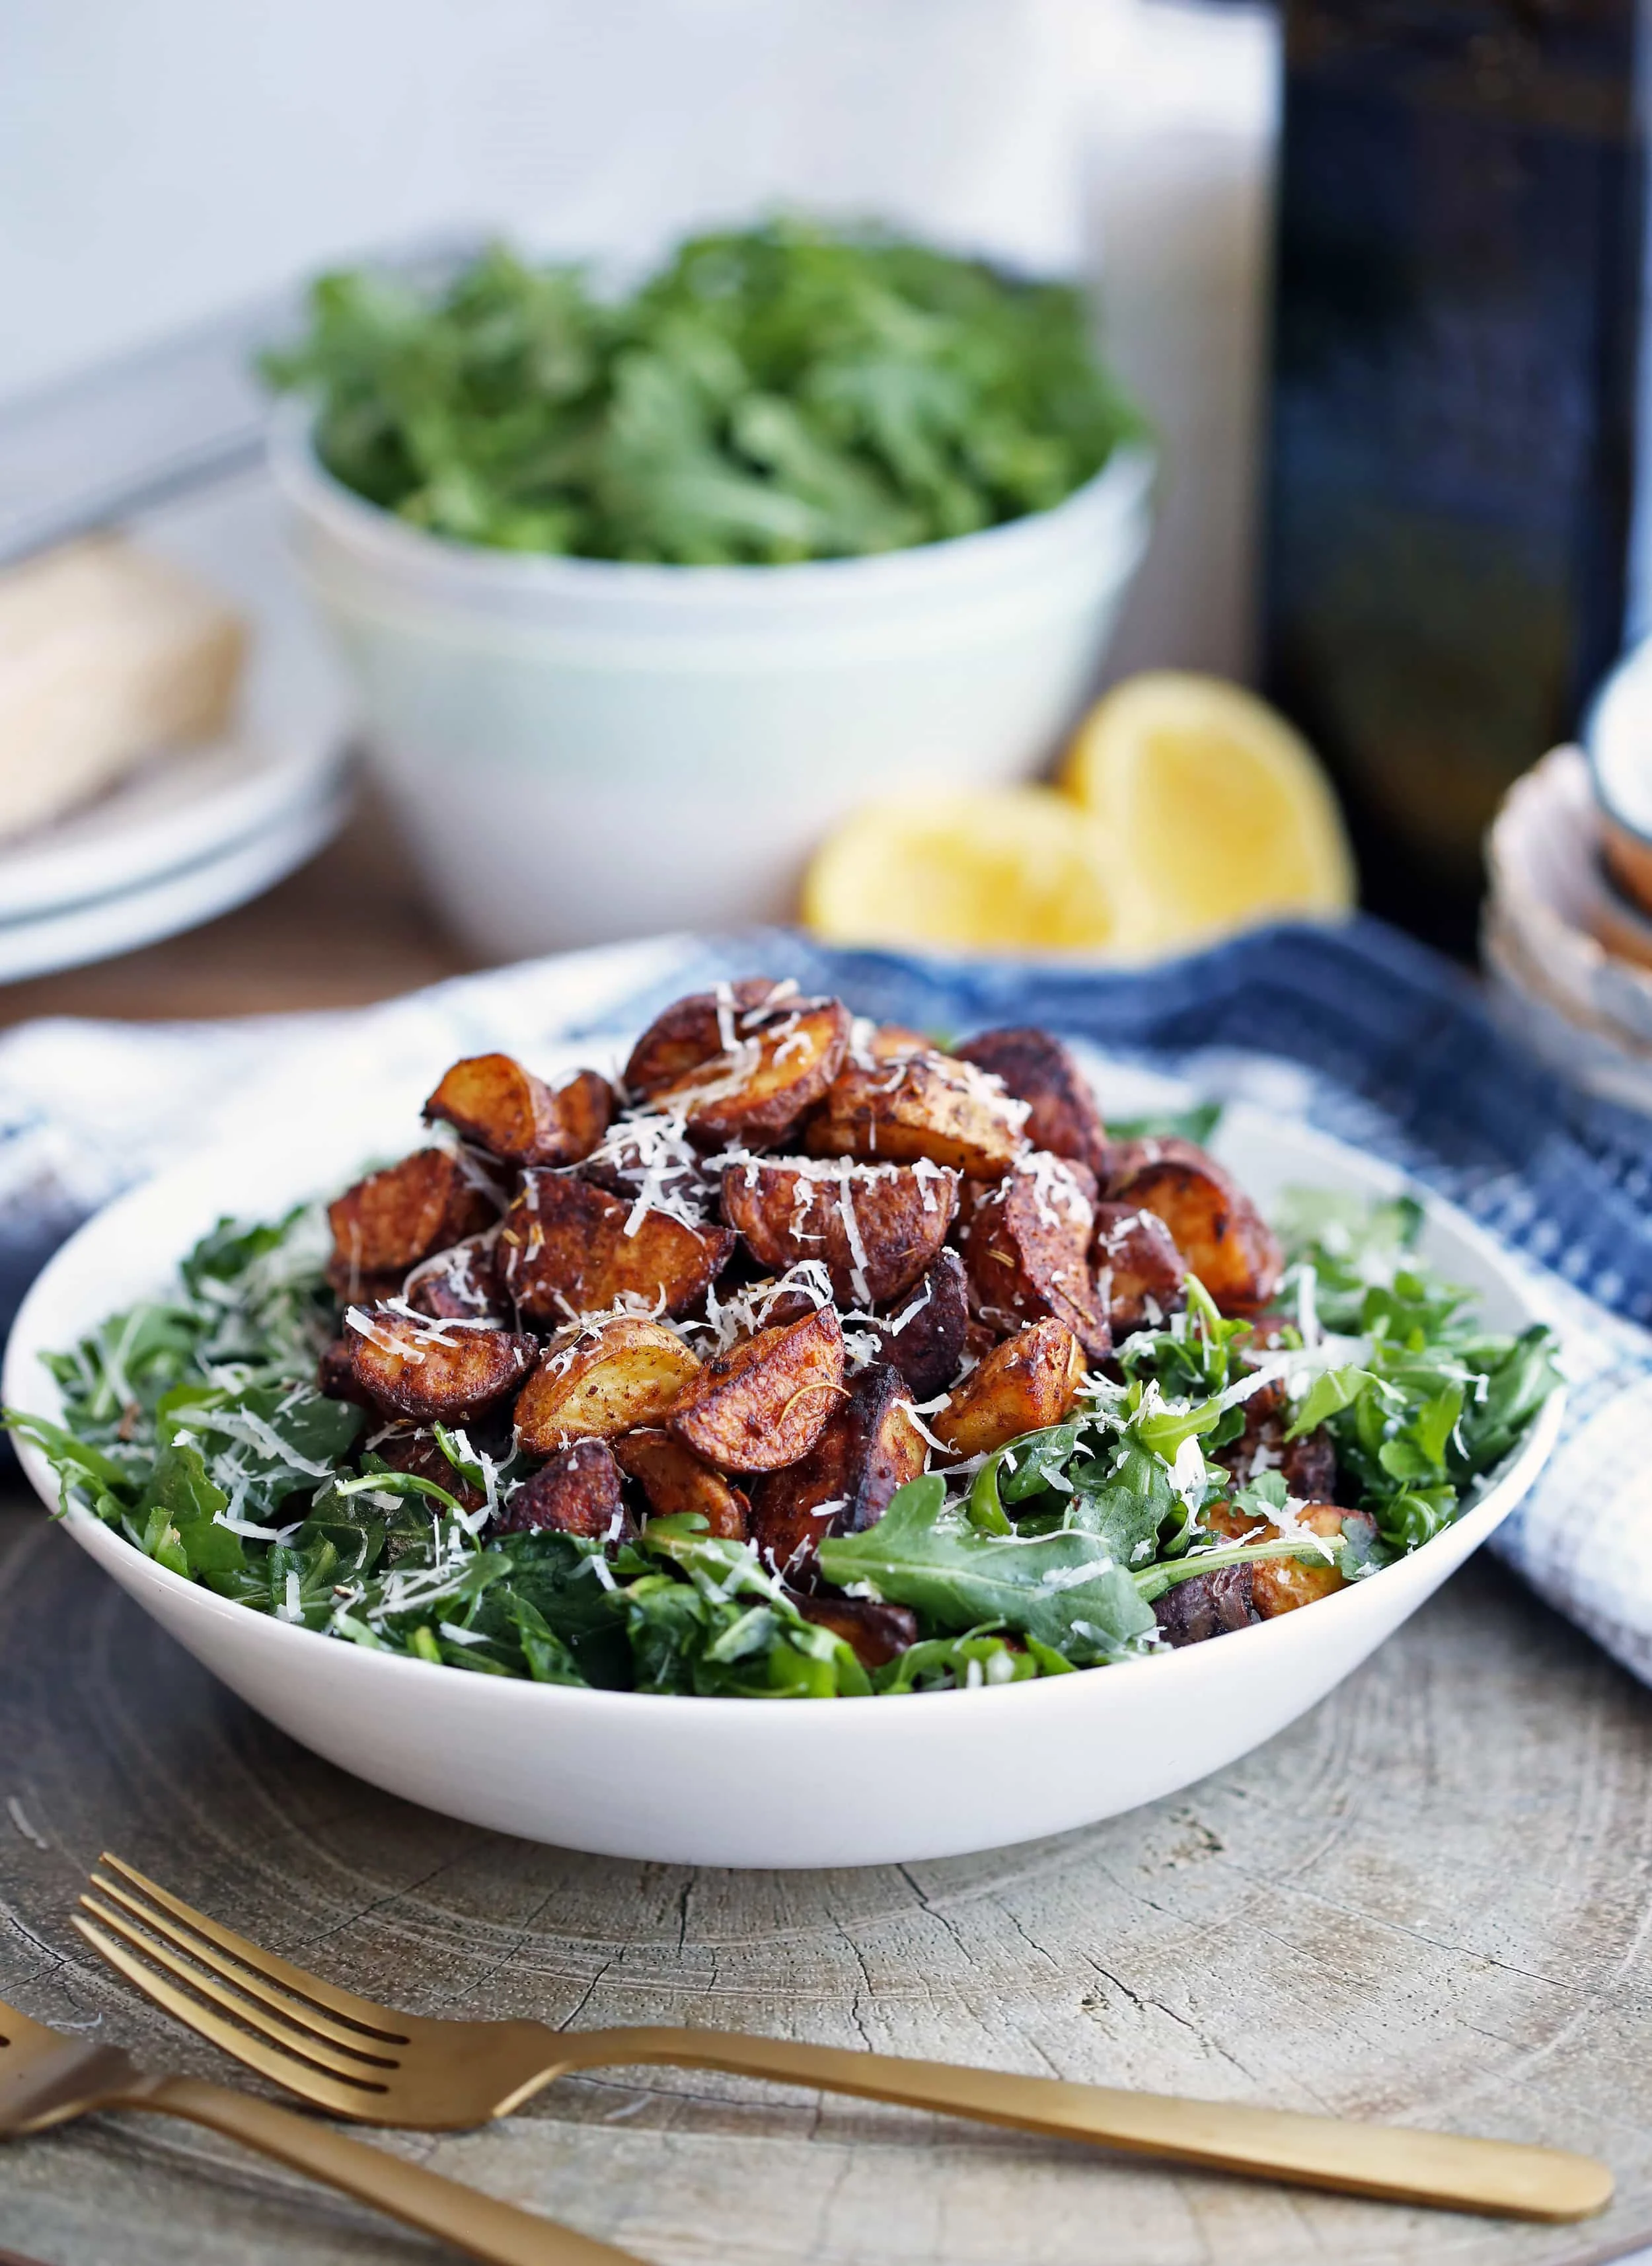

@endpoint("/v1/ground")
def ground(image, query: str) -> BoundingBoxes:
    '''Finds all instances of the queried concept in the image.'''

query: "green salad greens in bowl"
[5,983,1559,1709]
[268,220,1143,565]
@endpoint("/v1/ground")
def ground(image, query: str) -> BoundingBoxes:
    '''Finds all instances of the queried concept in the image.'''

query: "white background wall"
[0,0,1278,679]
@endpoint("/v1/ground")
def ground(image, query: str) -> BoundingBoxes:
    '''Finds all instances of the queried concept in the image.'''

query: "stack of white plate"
[0,734,351,984]
[1484,743,1652,1115]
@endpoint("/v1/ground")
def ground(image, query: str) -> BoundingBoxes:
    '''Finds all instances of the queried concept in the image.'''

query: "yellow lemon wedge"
[1061,671,1356,953]
[802,787,1117,952]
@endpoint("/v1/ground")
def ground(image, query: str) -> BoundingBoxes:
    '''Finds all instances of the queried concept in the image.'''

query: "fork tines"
[72,1853,404,2113]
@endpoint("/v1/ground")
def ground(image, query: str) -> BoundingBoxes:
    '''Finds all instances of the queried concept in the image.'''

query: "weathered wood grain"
[1,1490,1649,2266]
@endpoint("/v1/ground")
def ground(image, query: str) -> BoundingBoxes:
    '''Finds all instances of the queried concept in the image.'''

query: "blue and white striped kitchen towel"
[3,917,1649,1687]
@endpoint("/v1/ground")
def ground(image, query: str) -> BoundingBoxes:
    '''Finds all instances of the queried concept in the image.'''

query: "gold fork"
[75,1852,1610,2222]
[0,1988,642,2266]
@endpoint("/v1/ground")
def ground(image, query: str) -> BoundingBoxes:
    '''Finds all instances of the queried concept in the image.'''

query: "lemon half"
[1061,671,1355,954]
[802,786,1116,953]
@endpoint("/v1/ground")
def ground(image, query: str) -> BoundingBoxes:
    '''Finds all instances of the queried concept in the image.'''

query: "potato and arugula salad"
[8,983,1558,1698]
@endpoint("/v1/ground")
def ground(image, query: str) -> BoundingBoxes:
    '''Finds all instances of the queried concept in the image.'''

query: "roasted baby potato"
[340,1306,537,1424]
[1091,1202,1187,1336]
[958,1151,1110,1361]
[374,1427,487,1513]
[720,1156,958,1306]
[749,1360,926,1577]
[668,1303,846,1473]
[424,1053,614,1167]
[863,1022,932,1061]
[513,1318,703,1454]
[648,997,852,1152]
[326,1149,496,1299]
[498,1439,630,1539]
[623,978,799,1096]
[1153,1565,1260,1647]
[803,1051,1027,1178]
[1201,1497,1373,1620]
[868,1247,970,1399]
[612,1429,751,1540]
[1105,1138,1283,1315]
[580,1115,712,1219]
[403,1236,507,1324]
[501,1171,734,1324]
[788,1591,919,1669]
[955,1026,1108,1177]
[932,1317,1086,1458]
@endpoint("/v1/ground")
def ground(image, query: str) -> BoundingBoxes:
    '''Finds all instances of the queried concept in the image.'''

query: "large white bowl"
[271,414,1154,959]
[3,1061,1561,1868]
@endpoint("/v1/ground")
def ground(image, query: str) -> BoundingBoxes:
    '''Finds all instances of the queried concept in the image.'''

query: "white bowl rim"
[268,401,1158,609]
[3,1098,1565,1733]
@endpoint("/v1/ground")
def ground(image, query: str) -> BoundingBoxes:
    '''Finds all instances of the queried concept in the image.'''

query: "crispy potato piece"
[611,1429,751,1540]
[803,1051,1027,1178]
[870,1248,970,1399]
[623,979,799,1095]
[498,1440,630,1540]
[1105,1137,1283,1315]
[932,1318,1086,1459]
[668,1304,845,1473]
[404,1236,507,1324]
[787,1591,919,1669]
[374,1427,487,1514]
[424,1053,614,1167]
[720,1156,958,1305]
[326,1149,495,1299]
[580,1114,713,1219]
[749,1361,926,1577]
[649,998,852,1152]
[514,1319,702,1454]
[1201,1499,1374,1620]
[501,1171,734,1324]
[1153,1564,1260,1647]
[1091,1202,1187,1336]
[958,1151,1110,1361]
[955,1027,1108,1176]
[866,1023,932,1061]
[342,1306,537,1425]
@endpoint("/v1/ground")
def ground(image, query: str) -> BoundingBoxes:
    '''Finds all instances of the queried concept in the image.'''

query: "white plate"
[0,776,350,983]
[2,1056,1563,1867]
[0,734,347,923]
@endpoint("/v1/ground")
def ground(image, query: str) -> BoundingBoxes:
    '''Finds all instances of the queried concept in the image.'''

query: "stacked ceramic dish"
[1485,644,1652,1113]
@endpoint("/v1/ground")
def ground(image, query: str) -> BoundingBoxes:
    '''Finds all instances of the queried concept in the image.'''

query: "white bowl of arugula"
[265,221,1154,957]
[3,984,1562,1867]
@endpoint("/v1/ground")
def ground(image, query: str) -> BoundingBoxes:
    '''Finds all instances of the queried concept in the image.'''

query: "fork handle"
[122,2076,644,2266]
[566,2029,1610,2222]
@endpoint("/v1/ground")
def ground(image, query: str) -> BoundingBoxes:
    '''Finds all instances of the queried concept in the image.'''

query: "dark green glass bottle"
[1263,0,1645,953]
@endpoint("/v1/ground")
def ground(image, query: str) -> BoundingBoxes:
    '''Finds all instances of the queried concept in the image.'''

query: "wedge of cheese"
[0,536,246,844]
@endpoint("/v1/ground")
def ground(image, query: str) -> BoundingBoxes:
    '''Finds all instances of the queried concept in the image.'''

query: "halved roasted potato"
[1105,1137,1282,1314]
[748,1359,925,1577]
[326,1149,496,1299]
[668,1304,846,1473]
[788,1591,919,1669]
[932,1317,1086,1458]
[959,1151,1110,1360]
[868,1247,970,1399]
[955,1026,1107,1176]
[514,1319,702,1454]
[803,1051,1027,1178]
[498,1440,630,1539]
[339,1306,537,1425]
[424,1053,614,1167]
[501,1172,734,1324]
[404,1235,507,1324]
[1091,1202,1187,1336]
[1200,1497,1372,1620]
[623,979,800,1096]
[611,1429,751,1541]
[647,998,852,1152]
[720,1156,957,1306]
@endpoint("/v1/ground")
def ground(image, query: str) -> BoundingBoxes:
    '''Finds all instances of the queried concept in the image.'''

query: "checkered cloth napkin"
[3,918,1649,1686]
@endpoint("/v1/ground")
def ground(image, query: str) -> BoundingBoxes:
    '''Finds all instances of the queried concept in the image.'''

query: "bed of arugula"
[3,1182,1559,1700]
[266,219,1143,564]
